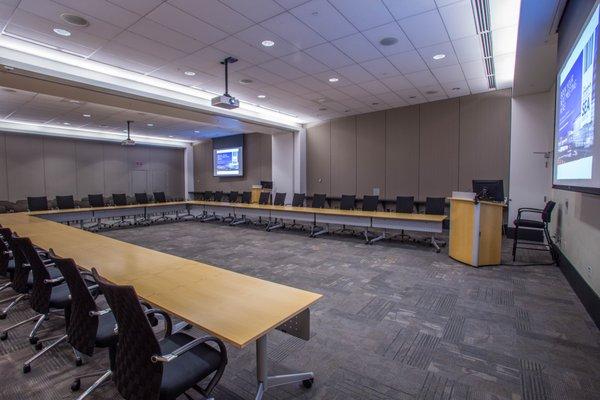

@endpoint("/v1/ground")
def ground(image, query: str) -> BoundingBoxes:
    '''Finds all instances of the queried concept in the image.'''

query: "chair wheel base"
[302,378,314,389]
[35,342,43,351]
[22,364,31,374]
[0,332,7,341]
[71,379,81,391]
[75,358,83,367]
[29,337,38,345]
[0,313,6,320]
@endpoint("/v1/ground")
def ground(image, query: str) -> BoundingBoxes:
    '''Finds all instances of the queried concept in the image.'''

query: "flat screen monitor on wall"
[213,147,243,177]
[553,2,600,195]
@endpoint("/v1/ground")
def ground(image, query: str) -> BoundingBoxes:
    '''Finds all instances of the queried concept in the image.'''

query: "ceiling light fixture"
[82,114,91,117]
[328,77,339,83]
[452,87,460,90]
[257,94,266,99]
[53,28,71,37]
[261,40,275,47]
[379,37,398,46]
[425,90,438,94]
[432,54,446,60]
[60,13,89,27]
[239,78,253,84]
[372,102,379,105]
[68,99,80,103]
[318,107,327,111]
[184,71,196,76]
[63,122,70,125]
[168,135,173,138]
[194,130,200,133]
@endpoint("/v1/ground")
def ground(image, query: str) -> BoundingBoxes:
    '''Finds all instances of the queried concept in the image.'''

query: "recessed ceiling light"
[409,96,416,99]
[147,123,154,127]
[452,87,460,91]
[100,124,108,128]
[257,94,266,99]
[63,122,71,125]
[379,37,398,46]
[184,71,196,76]
[239,78,253,84]
[194,130,200,133]
[122,129,127,133]
[68,99,80,103]
[328,77,339,83]
[317,98,326,103]
[432,54,446,60]
[82,114,91,118]
[425,90,438,94]
[53,28,71,37]
[168,135,173,138]
[372,102,379,105]
[344,109,350,113]
[318,107,327,111]
[60,13,89,27]
[261,40,275,47]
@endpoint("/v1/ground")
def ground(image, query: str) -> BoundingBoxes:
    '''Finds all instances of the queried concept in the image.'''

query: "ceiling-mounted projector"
[211,57,239,110]
[121,120,136,146]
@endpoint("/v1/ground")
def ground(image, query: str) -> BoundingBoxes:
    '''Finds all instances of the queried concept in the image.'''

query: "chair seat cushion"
[95,311,117,348]
[49,283,70,309]
[514,219,545,229]
[27,266,62,287]
[159,332,222,400]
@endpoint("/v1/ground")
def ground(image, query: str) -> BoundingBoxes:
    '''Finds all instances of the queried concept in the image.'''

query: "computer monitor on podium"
[472,180,504,202]
[261,180,273,189]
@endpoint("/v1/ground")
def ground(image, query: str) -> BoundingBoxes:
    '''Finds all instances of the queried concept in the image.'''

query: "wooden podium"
[250,186,271,203]
[449,197,505,267]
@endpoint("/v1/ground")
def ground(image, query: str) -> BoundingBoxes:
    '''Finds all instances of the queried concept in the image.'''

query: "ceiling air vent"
[471,0,496,89]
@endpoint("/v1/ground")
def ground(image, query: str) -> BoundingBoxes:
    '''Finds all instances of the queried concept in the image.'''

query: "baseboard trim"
[555,246,600,330]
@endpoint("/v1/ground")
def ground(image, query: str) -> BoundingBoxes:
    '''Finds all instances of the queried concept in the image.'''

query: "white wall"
[294,128,307,195]
[272,132,295,204]
[508,90,555,223]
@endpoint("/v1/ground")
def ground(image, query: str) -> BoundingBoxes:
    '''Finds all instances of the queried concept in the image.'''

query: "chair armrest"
[151,336,227,364]
[89,308,111,317]
[43,276,65,285]
[144,308,172,337]
[516,207,543,220]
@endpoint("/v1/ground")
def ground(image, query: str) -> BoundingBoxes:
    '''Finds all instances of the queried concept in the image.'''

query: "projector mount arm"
[220,56,238,97]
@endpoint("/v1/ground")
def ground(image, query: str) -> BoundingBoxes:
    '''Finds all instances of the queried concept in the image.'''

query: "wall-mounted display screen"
[213,147,243,177]
[553,3,600,194]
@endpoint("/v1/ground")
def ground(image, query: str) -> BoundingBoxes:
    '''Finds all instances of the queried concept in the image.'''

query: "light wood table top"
[0,212,322,348]
[28,201,190,216]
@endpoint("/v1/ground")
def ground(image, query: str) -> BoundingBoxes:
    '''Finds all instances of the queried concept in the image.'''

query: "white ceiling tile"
[383,0,436,20]
[440,80,470,97]
[274,0,309,9]
[240,66,288,85]
[289,0,357,40]
[148,64,218,86]
[106,0,164,15]
[379,75,413,91]
[335,64,375,84]
[404,70,438,86]
[277,80,314,95]
[280,52,329,74]
[147,3,228,44]
[418,41,459,68]
[358,80,390,95]
[339,98,366,108]
[259,59,306,80]
[422,84,447,101]
[235,25,298,57]
[337,84,371,97]
[294,75,328,91]
[387,50,428,74]
[461,58,486,79]
[90,42,169,73]
[398,10,449,48]
[220,0,284,23]
[438,0,476,40]
[113,31,186,62]
[260,12,326,49]
[396,87,426,103]
[362,22,414,56]
[492,26,518,56]
[212,36,274,64]
[178,46,241,74]
[376,91,403,104]
[319,87,349,100]
[168,0,254,34]
[304,42,354,68]
[128,19,205,53]
[452,35,482,63]
[430,64,465,83]
[489,0,520,30]
[332,33,382,63]
[52,0,140,29]
[467,77,491,93]
[360,58,401,79]
[328,0,394,30]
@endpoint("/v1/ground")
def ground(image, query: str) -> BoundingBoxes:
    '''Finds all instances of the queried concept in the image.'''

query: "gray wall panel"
[0,135,8,201]
[43,138,77,198]
[307,122,331,195]
[330,117,356,197]
[357,111,386,197]
[103,145,129,195]
[76,141,105,199]
[6,134,45,201]
[386,105,420,199]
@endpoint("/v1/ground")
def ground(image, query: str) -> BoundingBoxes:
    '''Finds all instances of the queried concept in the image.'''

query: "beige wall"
[0,132,185,202]
[306,89,511,200]
[193,133,272,192]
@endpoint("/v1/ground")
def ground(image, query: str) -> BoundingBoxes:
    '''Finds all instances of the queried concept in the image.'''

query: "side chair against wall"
[512,201,557,263]
[92,268,228,400]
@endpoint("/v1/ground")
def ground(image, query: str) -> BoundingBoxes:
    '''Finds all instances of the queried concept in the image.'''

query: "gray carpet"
[0,220,599,400]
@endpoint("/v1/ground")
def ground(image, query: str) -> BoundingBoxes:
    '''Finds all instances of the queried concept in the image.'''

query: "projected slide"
[214,147,243,177]
[554,4,600,193]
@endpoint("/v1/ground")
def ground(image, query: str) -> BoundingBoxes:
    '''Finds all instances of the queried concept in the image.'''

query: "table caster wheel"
[0,332,8,341]
[71,379,81,391]
[29,336,38,345]
[35,342,43,351]
[23,364,31,374]
[302,378,314,389]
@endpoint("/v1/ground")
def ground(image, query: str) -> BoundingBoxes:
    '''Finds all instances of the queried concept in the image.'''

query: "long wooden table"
[0,211,322,399]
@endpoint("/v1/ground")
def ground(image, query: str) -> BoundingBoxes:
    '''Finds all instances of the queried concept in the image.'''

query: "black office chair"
[395,196,415,241]
[203,191,214,201]
[27,196,49,211]
[361,195,379,242]
[213,191,224,202]
[135,193,149,205]
[288,193,306,230]
[266,193,287,231]
[91,268,228,400]
[241,191,252,204]
[512,201,557,263]
[273,192,286,206]
[0,228,17,305]
[56,195,75,210]
[88,194,105,208]
[154,192,167,203]
[230,192,252,225]
[309,194,328,237]
[423,197,446,252]
[0,229,35,321]
[334,194,356,235]
[110,194,133,227]
[258,192,270,205]
[228,191,239,203]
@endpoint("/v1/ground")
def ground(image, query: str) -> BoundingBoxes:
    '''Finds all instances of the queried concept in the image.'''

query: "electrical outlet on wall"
[586,265,593,279]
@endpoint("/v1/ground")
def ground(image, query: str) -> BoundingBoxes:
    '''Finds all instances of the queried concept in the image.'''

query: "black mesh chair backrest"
[395,196,414,213]
[51,253,99,356]
[292,193,305,207]
[542,201,556,223]
[112,194,128,206]
[56,195,75,210]
[27,196,48,211]
[153,192,167,203]
[8,233,29,294]
[425,197,446,215]
[92,268,162,400]
[135,193,149,204]
[88,194,105,208]
[241,191,252,203]
[15,237,54,314]
[273,192,286,206]
[0,228,12,276]
[258,192,270,205]
[228,191,239,203]
[204,191,214,201]
[312,194,327,208]
[213,191,224,202]
[362,195,379,211]
[340,194,356,210]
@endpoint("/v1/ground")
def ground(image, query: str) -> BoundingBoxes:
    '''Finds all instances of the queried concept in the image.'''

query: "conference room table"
[0,211,322,399]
